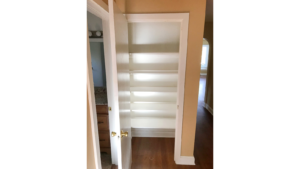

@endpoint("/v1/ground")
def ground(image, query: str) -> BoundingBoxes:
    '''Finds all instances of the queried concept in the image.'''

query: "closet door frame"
[126,13,190,165]
[87,0,120,167]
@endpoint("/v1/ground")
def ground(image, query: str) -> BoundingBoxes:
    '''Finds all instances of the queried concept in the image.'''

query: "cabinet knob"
[111,131,117,137]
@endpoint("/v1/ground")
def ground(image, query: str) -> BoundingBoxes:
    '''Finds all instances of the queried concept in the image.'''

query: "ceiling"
[205,0,213,22]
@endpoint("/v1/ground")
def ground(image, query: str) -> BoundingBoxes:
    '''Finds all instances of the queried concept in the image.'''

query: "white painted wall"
[88,11,106,87]
[128,22,180,53]
[90,42,106,87]
[87,11,103,31]
[129,53,179,70]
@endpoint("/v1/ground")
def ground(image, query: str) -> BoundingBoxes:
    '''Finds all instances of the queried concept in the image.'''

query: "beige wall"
[95,0,108,5]
[87,92,96,169]
[203,22,213,109]
[114,0,207,156]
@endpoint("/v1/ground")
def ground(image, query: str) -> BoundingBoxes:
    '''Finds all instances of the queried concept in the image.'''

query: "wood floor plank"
[132,76,212,169]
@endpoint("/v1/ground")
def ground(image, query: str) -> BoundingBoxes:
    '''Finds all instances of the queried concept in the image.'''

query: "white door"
[108,0,131,168]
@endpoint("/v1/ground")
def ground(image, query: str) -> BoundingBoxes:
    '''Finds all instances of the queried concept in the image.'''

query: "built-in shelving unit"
[128,22,181,129]
[129,53,179,128]
[129,70,178,74]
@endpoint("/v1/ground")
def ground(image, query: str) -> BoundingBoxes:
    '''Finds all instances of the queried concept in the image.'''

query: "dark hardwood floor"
[111,164,118,169]
[131,76,213,169]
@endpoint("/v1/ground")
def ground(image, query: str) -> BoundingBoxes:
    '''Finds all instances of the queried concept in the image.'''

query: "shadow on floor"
[101,152,112,169]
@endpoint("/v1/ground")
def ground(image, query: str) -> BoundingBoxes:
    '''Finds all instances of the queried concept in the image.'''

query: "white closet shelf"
[131,101,177,104]
[131,110,176,118]
[130,87,177,92]
[131,118,176,129]
[131,113,176,118]
[131,102,177,111]
[120,70,178,74]
[129,52,180,55]
[129,70,178,74]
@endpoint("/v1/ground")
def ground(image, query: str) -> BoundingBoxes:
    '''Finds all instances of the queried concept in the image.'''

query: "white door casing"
[87,25,102,169]
[126,13,190,165]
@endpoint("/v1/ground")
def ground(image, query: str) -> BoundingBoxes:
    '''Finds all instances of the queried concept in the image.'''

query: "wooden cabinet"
[98,131,110,147]
[97,115,109,130]
[96,105,108,114]
[96,105,111,154]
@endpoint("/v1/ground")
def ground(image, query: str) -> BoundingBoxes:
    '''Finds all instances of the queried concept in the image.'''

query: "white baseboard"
[131,128,175,138]
[175,156,195,165]
[204,103,213,115]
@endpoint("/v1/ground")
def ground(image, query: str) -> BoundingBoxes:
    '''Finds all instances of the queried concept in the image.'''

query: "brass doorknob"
[111,131,117,137]
[121,130,128,138]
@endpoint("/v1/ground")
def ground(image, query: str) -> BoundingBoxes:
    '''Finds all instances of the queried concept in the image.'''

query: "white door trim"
[126,13,190,165]
[87,28,102,169]
[87,0,108,17]
[87,0,120,167]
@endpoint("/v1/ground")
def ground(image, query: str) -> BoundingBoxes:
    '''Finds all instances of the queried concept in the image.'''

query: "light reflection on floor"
[198,75,207,107]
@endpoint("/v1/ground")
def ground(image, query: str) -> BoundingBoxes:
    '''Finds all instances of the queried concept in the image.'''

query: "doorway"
[198,38,210,107]
[87,11,112,169]
[126,13,190,165]
[87,2,190,165]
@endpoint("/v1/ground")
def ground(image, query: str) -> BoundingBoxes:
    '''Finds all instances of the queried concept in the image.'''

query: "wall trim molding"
[204,103,213,115]
[131,128,175,138]
[175,156,195,165]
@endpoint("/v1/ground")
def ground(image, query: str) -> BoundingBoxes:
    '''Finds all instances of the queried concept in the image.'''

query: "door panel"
[108,0,131,168]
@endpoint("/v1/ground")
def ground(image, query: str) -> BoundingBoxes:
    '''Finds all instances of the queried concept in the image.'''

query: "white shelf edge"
[130,87,177,92]
[129,70,178,74]
[131,102,177,104]
[129,52,180,55]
